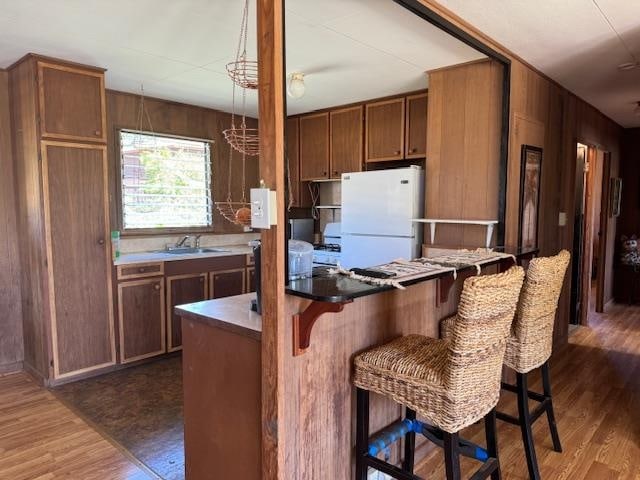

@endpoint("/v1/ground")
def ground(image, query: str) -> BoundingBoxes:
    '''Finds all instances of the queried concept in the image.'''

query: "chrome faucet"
[194,235,202,248]
[176,235,191,248]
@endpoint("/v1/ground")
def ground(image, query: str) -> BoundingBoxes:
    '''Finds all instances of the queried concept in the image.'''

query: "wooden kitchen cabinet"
[42,141,115,378]
[167,273,208,352]
[405,93,428,158]
[330,106,363,178]
[37,61,106,143]
[210,269,246,299]
[10,54,111,384]
[299,112,330,180]
[246,267,256,293]
[118,278,165,363]
[286,117,302,206]
[365,98,405,162]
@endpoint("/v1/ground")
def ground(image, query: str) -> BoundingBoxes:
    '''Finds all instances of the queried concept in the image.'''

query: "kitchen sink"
[162,247,231,254]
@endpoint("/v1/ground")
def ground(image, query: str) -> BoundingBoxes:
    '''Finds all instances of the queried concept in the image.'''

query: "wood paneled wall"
[618,128,640,237]
[614,128,640,300]
[0,70,23,373]
[425,59,502,247]
[105,90,259,235]
[505,62,622,339]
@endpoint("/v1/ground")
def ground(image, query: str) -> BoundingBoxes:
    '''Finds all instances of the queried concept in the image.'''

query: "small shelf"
[412,218,499,248]
[316,205,342,209]
[311,178,341,183]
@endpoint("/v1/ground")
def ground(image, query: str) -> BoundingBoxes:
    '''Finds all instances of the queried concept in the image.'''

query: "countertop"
[175,293,261,341]
[114,244,253,266]
[286,248,538,303]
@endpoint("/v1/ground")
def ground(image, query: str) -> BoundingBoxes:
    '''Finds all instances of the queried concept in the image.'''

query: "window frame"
[115,128,216,236]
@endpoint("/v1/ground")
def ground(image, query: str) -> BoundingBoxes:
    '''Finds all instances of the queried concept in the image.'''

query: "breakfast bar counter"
[176,248,536,479]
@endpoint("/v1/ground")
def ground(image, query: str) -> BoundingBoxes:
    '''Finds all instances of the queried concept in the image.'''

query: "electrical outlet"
[250,187,277,229]
[558,212,567,227]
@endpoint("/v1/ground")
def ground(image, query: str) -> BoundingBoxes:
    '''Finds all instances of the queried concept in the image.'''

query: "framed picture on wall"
[518,145,543,250]
[610,177,622,217]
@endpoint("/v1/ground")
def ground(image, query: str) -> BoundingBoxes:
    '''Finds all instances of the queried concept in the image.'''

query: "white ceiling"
[0,0,484,118]
[435,0,640,128]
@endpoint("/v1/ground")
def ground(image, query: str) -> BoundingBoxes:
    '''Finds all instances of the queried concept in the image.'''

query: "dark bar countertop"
[286,247,537,303]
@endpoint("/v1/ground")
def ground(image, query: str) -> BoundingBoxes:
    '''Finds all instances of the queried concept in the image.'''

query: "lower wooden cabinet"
[246,267,256,293]
[117,278,165,363]
[210,269,246,299]
[167,273,208,352]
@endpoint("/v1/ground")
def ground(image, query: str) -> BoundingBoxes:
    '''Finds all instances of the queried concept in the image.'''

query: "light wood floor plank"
[0,373,157,480]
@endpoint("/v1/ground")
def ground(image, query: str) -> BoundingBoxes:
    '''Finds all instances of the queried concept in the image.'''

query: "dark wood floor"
[416,302,640,479]
[53,356,184,480]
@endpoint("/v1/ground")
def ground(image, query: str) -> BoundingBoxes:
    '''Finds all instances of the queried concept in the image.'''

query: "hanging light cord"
[592,0,639,66]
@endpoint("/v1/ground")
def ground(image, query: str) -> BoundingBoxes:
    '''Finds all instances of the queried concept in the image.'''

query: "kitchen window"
[119,130,213,232]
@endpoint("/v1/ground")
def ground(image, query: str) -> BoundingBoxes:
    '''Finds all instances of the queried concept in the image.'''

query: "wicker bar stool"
[353,266,524,480]
[442,250,570,480]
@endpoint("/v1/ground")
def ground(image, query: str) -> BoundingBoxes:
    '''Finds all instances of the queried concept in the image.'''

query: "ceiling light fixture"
[287,72,306,99]
[634,101,640,117]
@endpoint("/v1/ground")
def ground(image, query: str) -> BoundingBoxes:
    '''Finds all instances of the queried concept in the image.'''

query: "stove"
[313,223,341,267]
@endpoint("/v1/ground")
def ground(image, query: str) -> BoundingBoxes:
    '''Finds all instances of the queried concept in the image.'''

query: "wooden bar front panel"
[118,278,165,363]
[42,142,114,377]
[182,318,261,480]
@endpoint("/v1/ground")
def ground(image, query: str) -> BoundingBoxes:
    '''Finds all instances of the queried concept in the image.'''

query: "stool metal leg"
[517,373,540,480]
[484,408,502,480]
[541,361,562,453]
[356,388,370,480]
[403,407,416,473]
[443,431,461,480]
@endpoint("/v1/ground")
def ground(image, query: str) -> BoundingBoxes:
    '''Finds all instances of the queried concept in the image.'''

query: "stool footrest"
[367,418,489,462]
[501,381,547,402]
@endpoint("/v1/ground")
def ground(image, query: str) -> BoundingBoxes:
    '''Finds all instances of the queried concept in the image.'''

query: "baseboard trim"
[0,361,23,376]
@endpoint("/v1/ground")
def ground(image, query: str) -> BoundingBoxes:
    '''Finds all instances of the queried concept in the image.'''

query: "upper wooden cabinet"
[365,98,405,162]
[286,117,302,206]
[330,106,363,178]
[37,61,106,143]
[405,93,428,159]
[299,112,330,181]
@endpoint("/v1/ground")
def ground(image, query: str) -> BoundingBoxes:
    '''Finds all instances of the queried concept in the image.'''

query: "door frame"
[571,143,610,324]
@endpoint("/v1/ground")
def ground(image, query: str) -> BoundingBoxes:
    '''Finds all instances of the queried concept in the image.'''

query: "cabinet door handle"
[322,171,327,176]
[199,277,204,283]
[410,148,417,153]
[95,130,101,136]
[394,150,401,155]
[98,239,105,245]
[138,267,146,273]
[154,283,160,290]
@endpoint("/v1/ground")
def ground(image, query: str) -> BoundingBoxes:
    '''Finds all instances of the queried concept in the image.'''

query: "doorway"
[570,143,610,325]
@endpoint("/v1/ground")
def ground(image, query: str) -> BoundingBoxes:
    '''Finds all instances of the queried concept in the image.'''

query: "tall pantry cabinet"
[9,54,114,384]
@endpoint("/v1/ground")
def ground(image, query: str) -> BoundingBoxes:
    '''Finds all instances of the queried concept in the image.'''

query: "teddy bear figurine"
[620,235,640,266]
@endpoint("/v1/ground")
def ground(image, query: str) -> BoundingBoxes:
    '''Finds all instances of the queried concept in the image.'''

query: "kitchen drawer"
[117,262,164,280]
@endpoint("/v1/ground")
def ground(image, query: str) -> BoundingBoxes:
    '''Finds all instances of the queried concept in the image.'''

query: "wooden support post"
[257,0,285,479]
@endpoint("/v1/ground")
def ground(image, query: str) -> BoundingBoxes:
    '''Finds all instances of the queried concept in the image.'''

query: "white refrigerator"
[340,166,424,269]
